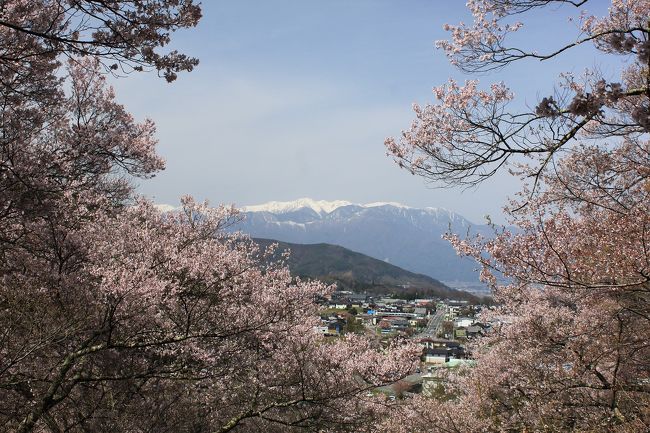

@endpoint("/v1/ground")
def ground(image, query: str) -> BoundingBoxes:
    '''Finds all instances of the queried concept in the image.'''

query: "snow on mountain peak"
[154,198,462,223]
[153,199,468,226]
[242,198,353,214]
[363,201,412,209]
[241,198,458,217]
[154,203,178,213]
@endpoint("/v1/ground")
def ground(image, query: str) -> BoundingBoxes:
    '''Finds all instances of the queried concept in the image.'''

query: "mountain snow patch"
[243,198,352,214]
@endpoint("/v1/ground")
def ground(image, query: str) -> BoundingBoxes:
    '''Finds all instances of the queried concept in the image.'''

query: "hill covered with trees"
[254,238,481,301]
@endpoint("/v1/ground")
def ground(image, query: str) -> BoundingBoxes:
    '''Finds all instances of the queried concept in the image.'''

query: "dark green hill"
[253,238,479,302]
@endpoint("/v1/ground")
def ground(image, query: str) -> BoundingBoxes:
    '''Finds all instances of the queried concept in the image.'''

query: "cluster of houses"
[315,291,436,337]
[419,338,466,365]
[440,301,487,340]
[314,290,492,399]
[316,291,488,340]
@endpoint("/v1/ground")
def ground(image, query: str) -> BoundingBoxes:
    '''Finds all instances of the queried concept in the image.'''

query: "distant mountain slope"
[234,198,492,284]
[254,238,479,302]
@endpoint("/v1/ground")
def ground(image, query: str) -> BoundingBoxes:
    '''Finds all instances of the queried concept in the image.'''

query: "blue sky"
[112,0,617,224]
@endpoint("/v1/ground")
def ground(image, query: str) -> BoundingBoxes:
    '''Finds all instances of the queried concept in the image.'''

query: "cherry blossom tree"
[385,0,649,431]
[0,2,417,431]
[0,0,202,83]
[386,0,649,188]
[3,193,415,432]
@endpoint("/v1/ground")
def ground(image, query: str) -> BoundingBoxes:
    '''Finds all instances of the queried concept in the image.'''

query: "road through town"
[421,307,446,337]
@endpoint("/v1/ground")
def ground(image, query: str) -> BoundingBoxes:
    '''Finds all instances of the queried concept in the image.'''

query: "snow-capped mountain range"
[232,198,489,286]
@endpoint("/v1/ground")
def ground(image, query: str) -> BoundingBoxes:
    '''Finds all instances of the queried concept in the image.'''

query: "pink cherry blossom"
[382,1,650,431]
[0,4,416,431]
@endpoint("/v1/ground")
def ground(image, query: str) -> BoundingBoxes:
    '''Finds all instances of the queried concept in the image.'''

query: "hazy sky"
[112,0,617,224]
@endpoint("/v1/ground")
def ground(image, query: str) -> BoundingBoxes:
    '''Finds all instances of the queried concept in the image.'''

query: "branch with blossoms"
[386,76,648,188]
[387,0,649,189]
[437,0,649,73]
[0,0,202,82]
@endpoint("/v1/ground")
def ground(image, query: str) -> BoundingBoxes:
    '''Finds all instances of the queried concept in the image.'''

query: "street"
[421,307,446,337]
